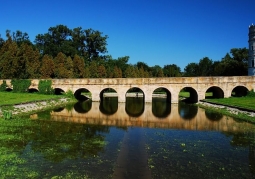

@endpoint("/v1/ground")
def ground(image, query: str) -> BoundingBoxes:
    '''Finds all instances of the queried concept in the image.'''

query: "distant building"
[248,24,255,76]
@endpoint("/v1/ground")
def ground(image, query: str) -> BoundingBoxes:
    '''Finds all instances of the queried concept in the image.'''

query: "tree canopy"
[0,25,249,79]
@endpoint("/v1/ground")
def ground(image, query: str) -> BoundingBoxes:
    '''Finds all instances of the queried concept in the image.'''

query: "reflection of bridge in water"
[32,100,255,132]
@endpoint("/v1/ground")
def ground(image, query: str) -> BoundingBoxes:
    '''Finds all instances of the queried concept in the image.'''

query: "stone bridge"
[2,76,255,103]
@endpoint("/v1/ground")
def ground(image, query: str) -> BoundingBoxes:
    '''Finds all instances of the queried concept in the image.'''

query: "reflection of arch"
[99,88,118,101]
[152,98,171,118]
[74,88,91,101]
[231,86,249,97]
[73,100,92,113]
[125,97,144,117]
[54,88,65,95]
[53,107,65,112]
[153,87,171,103]
[178,102,198,120]
[206,86,224,99]
[180,87,198,103]
[28,88,39,93]
[99,97,118,115]
[205,110,223,121]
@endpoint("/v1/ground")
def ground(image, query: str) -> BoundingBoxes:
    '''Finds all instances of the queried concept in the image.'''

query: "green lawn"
[203,97,255,111]
[0,92,63,106]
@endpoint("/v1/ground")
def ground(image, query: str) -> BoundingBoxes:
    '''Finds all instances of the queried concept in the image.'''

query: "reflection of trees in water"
[223,131,255,173]
[74,100,92,113]
[99,97,118,115]
[205,110,223,121]
[178,102,198,120]
[125,97,144,117]
[30,121,110,162]
[152,98,171,118]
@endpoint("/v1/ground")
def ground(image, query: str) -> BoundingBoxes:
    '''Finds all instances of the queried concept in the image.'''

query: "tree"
[54,52,73,78]
[12,30,32,47]
[97,65,107,78]
[163,64,181,77]
[73,55,85,78]
[40,55,55,78]
[183,63,199,77]
[19,43,41,78]
[0,38,19,78]
[198,57,213,76]
[83,28,108,61]
[35,25,76,57]
[151,65,164,77]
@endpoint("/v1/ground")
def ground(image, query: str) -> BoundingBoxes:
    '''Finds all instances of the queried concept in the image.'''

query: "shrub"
[2,110,12,120]
[247,89,255,97]
[38,80,54,95]
[65,90,74,98]
[0,80,7,91]
[11,79,31,93]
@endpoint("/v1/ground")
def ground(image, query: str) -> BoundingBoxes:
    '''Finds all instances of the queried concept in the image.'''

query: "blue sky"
[0,0,254,71]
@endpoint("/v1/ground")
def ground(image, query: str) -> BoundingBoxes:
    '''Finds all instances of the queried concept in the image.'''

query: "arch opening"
[152,87,171,118]
[152,87,171,102]
[205,86,224,99]
[54,88,65,95]
[179,87,198,103]
[28,88,39,93]
[74,88,92,101]
[125,87,144,117]
[99,88,118,115]
[99,88,118,101]
[231,86,249,97]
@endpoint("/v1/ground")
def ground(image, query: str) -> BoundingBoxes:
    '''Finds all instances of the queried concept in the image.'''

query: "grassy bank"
[0,92,76,118]
[0,92,65,106]
[202,97,255,111]
[198,97,255,123]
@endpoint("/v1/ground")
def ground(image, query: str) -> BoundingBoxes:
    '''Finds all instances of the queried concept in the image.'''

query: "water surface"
[1,98,255,178]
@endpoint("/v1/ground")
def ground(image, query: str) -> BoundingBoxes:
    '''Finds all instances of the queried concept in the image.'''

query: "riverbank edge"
[0,98,77,117]
[197,100,255,124]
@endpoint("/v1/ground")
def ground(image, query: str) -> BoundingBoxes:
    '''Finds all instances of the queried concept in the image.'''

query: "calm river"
[2,97,255,178]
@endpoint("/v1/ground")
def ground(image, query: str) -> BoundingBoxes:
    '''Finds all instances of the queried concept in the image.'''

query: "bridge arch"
[99,88,118,101]
[28,88,39,93]
[125,87,145,117]
[54,88,65,95]
[179,87,198,103]
[152,87,171,102]
[74,88,92,101]
[99,88,118,115]
[205,86,224,99]
[231,86,249,97]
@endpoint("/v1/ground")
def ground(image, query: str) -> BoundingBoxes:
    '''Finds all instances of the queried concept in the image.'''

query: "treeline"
[0,24,248,79]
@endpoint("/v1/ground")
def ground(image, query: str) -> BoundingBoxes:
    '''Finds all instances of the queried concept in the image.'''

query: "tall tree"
[183,63,199,77]
[54,52,73,78]
[0,37,19,78]
[19,43,41,78]
[198,57,213,76]
[40,55,55,78]
[12,30,32,47]
[35,25,76,57]
[163,64,181,77]
[73,55,85,78]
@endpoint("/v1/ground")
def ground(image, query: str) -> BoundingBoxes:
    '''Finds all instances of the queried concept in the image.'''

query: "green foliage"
[38,80,54,94]
[64,90,74,99]
[246,89,255,97]
[0,80,7,91]
[2,110,12,120]
[11,79,31,93]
